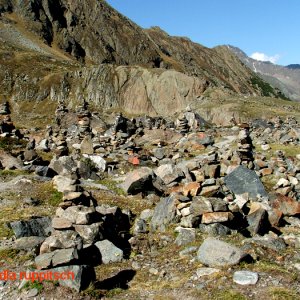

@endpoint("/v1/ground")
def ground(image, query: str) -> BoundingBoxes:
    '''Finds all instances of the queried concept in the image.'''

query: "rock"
[35,251,54,269]
[194,267,220,279]
[209,198,228,211]
[246,203,268,235]
[0,151,23,169]
[200,185,220,197]
[25,288,39,298]
[23,149,38,162]
[275,178,290,188]
[80,136,94,154]
[150,193,178,232]
[52,217,73,229]
[40,230,83,253]
[179,246,198,258]
[224,165,268,199]
[182,182,201,197]
[190,196,213,216]
[58,206,95,225]
[52,248,79,267]
[140,209,154,221]
[94,240,123,264]
[19,265,95,292]
[74,223,101,244]
[233,271,258,285]
[199,223,231,236]
[35,166,56,177]
[83,154,106,172]
[120,167,153,194]
[154,164,183,185]
[269,193,300,216]
[201,212,233,224]
[53,175,77,193]
[133,218,148,234]
[197,238,245,267]
[49,156,77,175]
[174,227,196,246]
[244,234,286,252]
[261,144,270,151]
[9,217,52,238]
[14,236,45,251]
[52,265,95,292]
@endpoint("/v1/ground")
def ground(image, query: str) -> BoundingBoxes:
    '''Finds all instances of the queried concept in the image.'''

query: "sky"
[106,0,299,66]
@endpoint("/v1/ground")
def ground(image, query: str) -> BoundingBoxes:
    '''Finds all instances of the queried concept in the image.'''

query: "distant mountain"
[286,64,300,70]
[226,45,300,101]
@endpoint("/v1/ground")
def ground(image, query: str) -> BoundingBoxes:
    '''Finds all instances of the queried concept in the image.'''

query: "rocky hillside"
[227,45,300,101]
[0,0,290,127]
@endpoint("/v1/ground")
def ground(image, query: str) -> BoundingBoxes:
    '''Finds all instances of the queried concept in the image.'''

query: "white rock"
[276,178,290,188]
[195,267,220,278]
[261,144,270,151]
[233,271,258,285]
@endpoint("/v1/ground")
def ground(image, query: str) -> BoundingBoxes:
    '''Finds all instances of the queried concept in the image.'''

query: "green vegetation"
[0,137,26,152]
[268,287,299,300]
[23,280,44,293]
[250,76,276,97]
[97,178,126,196]
[48,190,63,207]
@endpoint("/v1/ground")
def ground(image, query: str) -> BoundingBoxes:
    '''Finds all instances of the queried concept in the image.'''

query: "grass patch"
[0,137,27,152]
[268,287,299,300]
[23,280,44,293]
[48,190,63,207]
[211,289,247,300]
[257,143,300,160]
[0,248,20,262]
[97,178,126,196]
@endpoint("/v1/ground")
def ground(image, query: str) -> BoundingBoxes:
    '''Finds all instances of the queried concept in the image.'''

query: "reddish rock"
[183,182,201,197]
[200,185,219,197]
[260,168,273,176]
[191,144,206,151]
[201,212,233,224]
[269,193,300,216]
[128,155,140,165]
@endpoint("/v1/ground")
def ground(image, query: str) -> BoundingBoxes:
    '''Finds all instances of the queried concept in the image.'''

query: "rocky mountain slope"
[0,0,289,127]
[227,45,300,101]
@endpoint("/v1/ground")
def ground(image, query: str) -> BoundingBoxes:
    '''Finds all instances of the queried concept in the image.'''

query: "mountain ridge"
[226,45,300,101]
[0,0,295,127]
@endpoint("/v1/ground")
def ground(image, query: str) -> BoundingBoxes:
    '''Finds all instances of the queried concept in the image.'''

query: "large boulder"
[9,217,52,238]
[154,164,183,185]
[224,165,268,199]
[49,156,77,175]
[120,167,154,194]
[94,240,123,264]
[150,193,178,231]
[197,238,245,267]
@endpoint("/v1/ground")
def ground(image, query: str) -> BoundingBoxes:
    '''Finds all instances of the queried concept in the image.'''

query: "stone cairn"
[55,100,68,127]
[176,113,189,134]
[0,101,17,137]
[34,170,126,291]
[76,100,92,140]
[235,123,254,169]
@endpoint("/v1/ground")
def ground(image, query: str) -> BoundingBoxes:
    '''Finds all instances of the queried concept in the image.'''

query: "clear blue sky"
[106,0,299,66]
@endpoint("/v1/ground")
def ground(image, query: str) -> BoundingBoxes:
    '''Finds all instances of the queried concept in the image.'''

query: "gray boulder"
[9,217,52,238]
[154,164,183,185]
[94,240,123,264]
[197,238,245,267]
[224,165,268,199]
[120,167,153,194]
[49,156,77,175]
[150,193,178,232]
